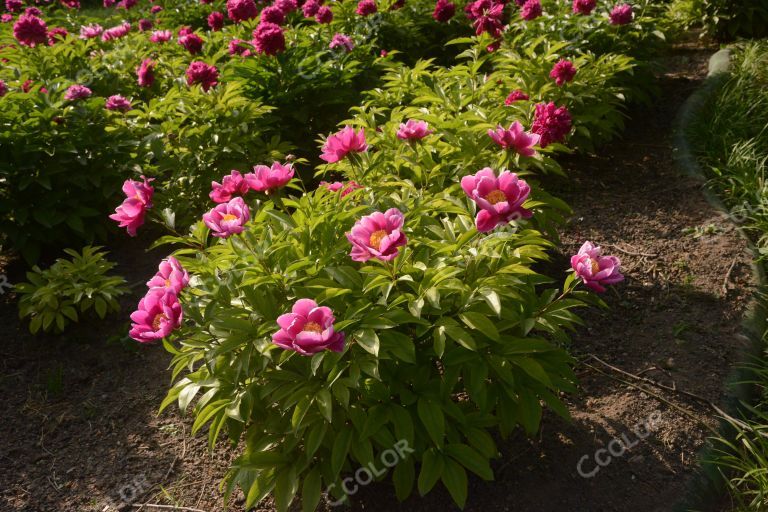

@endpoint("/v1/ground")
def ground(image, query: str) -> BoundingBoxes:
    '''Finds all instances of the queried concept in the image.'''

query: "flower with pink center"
[178,32,203,54]
[432,0,455,22]
[137,59,155,87]
[147,256,190,294]
[109,176,154,236]
[272,299,345,356]
[504,89,529,104]
[5,0,22,13]
[64,84,92,101]
[245,162,294,193]
[531,102,572,147]
[609,3,632,24]
[275,0,297,13]
[347,208,407,262]
[302,0,319,17]
[487,121,539,157]
[252,21,285,55]
[356,0,376,15]
[150,5,163,13]
[186,61,219,91]
[550,59,577,86]
[315,5,332,23]
[105,94,132,111]
[61,0,80,9]
[461,167,532,232]
[570,241,624,292]
[129,289,183,343]
[210,170,250,203]
[1,13,13,22]
[320,126,367,163]
[47,27,68,45]
[572,0,595,15]
[150,29,171,42]
[260,5,285,24]
[80,23,103,39]
[320,180,363,197]
[203,197,250,237]
[329,33,354,52]
[227,0,258,22]
[101,22,131,41]
[397,119,433,140]
[13,13,47,47]
[138,18,153,31]
[228,38,251,56]
[520,0,541,20]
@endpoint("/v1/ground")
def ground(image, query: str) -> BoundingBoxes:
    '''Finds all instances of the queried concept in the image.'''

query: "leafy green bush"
[16,246,129,333]
[666,0,768,39]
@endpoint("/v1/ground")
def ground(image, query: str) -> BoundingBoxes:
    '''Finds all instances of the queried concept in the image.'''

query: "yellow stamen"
[152,313,166,331]
[369,229,388,250]
[303,322,323,333]
[221,213,238,222]
[590,259,600,274]
[486,189,506,205]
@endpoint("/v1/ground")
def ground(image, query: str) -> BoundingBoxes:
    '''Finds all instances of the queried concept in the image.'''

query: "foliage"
[666,0,768,40]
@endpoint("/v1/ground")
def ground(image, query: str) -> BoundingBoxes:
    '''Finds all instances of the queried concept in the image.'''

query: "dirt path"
[0,46,754,512]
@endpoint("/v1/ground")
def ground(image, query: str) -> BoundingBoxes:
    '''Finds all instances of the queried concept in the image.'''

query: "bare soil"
[0,44,755,512]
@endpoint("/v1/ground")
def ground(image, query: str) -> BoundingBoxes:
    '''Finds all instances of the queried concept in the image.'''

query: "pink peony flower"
[504,89,529,104]
[137,58,155,87]
[47,27,68,45]
[461,167,532,232]
[570,241,624,292]
[397,119,433,140]
[1,13,13,22]
[138,18,153,31]
[320,180,363,197]
[432,0,455,22]
[64,84,92,101]
[252,21,285,55]
[391,0,404,10]
[5,0,22,13]
[13,13,47,47]
[272,299,345,355]
[186,61,219,91]
[228,38,251,56]
[520,0,541,20]
[609,3,632,24]
[275,0,297,13]
[347,208,407,262]
[109,176,154,236]
[302,0,319,17]
[101,22,131,41]
[103,0,116,7]
[245,162,294,192]
[572,0,595,14]
[487,121,540,157]
[118,0,136,9]
[329,33,354,52]
[315,5,332,23]
[105,94,132,111]
[178,32,203,54]
[260,5,285,24]
[531,102,572,147]
[320,126,367,163]
[24,6,41,15]
[147,256,190,294]
[227,0,258,22]
[129,289,183,343]
[0,80,7,97]
[179,26,194,37]
[356,0,376,15]
[202,196,250,238]
[150,29,172,42]
[150,5,163,13]
[80,23,103,39]
[61,0,80,9]
[550,59,577,86]
[210,170,250,203]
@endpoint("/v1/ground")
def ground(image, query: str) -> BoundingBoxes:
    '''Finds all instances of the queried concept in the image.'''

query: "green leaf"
[301,468,322,512]
[315,389,333,423]
[355,328,380,356]
[331,428,353,479]
[274,466,298,512]
[393,457,415,501]
[445,444,493,480]
[441,458,468,509]
[417,448,443,496]
[417,398,444,448]
[459,312,499,341]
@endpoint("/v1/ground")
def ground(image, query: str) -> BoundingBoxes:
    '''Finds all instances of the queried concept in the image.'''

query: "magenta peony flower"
[260,5,285,24]
[227,0,258,22]
[150,29,172,42]
[397,119,433,140]
[488,121,540,157]
[178,32,203,54]
[329,33,354,52]
[137,59,155,87]
[228,37,251,56]
[210,170,250,203]
[47,27,68,45]
[150,5,163,13]
[320,180,363,197]
[520,0,541,20]
[356,0,376,15]
[138,18,153,31]
[208,11,224,30]
[129,289,183,342]
[272,299,345,355]
[5,0,22,12]
[461,167,532,232]
[24,6,41,15]
[61,0,80,9]
[550,59,577,86]
[118,0,136,9]
[347,208,407,262]
[103,0,116,7]
[572,0,595,14]
[320,126,367,163]
[609,2,632,24]
[531,102,572,147]
[315,4,332,23]
[13,13,47,47]
[179,26,194,37]
[0,80,7,97]
[64,84,92,101]
[432,0,455,22]
[275,0,297,13]
[202,196,250,238]
[105,94,131,111]
[302,0,319,17]
[79,23,103,39]
[245,162,294,192]
[186,61,219,91]
[391,0,404,10]
[504,89,529,104]
[252,21,285,55]
[101,22,131,41]
[471,1,504,37]
[1,13,13,22]
[109,176,154,236]
[147,256,190,294]
[570,241,624,292]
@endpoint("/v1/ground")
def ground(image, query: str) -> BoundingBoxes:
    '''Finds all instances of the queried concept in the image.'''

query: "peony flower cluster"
[397,119,433,140]
[80,23,103,39]
[227,0,258,22]
[461,167,532,232]
[487,121,539,157]
[432,0,455,22]
[229,38,251,56]
[261,5,285,24]
[302,0,319,17]
[531,102,572,147]
[520,0,541,20]
[105,94,131,112]
[13,13,47,47]
[203,196,250,237]
[329,33,354,52]
[137,58,155,87]
[315,5,332,23]
[320,126,367,163]
[347,208,407,262]
[64,84,92,101]
[109,176,154,236]
[572,0,595,15]
[178,31,203,54]
[186,61,219,91]
[150,29,172,43]
[272,299,345,355]
[47,27,68,45]
[356,0,376,16]
[550,59,577,86]
[570,242,624,292]
[129,256,189,343]
[252,21,285,55]
[246,162,294,192]
[101,22,131,41]
[210,170,250,203]
[609,3,632,25]
[320,180,362,197]
[505,89,529,104]
[138,18,153,31]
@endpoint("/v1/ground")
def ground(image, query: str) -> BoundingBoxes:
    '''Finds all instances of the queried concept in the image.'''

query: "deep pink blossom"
[208,11,224,30]
[138,18,153,31]
[302,0,319,17]
[24,6,41,15]
[109,176,154,236]
[252,21,285,55]
[432,0,455,22]
[64,84,92,101]
[461,167,532,232]
[228,38,251,56]
[178,32,203,54]
[227,0,258,22]
[80,23,103,39]
[504,89,529,104]
[137,58,155,87]
[101,22,131,41]
[260,5,285,24]
[13,13,47,47]
[572,0,595,14]
[488,121,539,156]
[150,5,163,13]
[356,0,376,15]
[0,80,7,97]
[47,27,68,45]
[520,0,541,20]
[105,94,131,111]
[202,196,250,237]
[329,33,354,52]
[6,0,21,12]
[245,162,294,192]
[179,26,194,37]
[150,29,171,42]
[61,0,80,9]
[315,5,332,23]
[1,13,13,22]
[147,256,190,294]
[275,0,297,12]
[347,208,407,262]
[550,59,577,86]
[209,170,250,203]
[117,0,136,9]
[570,241,624,292]
[531,102,572,147]
[397,119,433,140]
[320,126,367,163]
[103,0,116,7]
[129,289,182,343]
[320,181,363,197]
[609,3,632,24]
[186,61,218,91]
[272,299,345,356]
